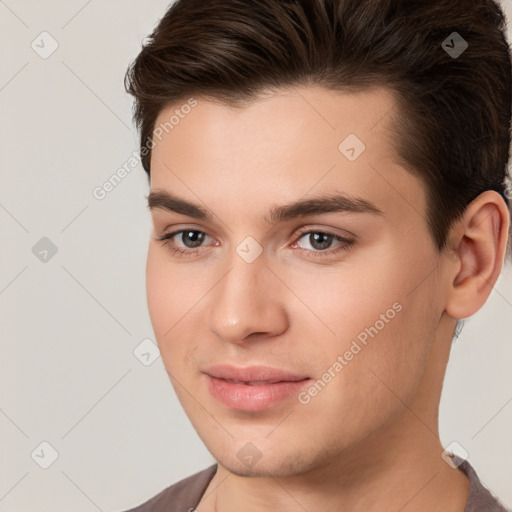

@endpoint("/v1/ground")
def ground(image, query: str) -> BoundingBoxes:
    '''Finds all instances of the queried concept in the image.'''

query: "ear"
[444,190,510,320]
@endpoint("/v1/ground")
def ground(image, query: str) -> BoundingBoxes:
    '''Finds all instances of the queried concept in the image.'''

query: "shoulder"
[456,458,511,512]
[121,464,218,512]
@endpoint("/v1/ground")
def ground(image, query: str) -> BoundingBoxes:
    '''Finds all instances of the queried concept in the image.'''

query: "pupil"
[183,231,204,248]
[311,232,332,250]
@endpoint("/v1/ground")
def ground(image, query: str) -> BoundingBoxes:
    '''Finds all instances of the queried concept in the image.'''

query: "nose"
[208,251,289,344]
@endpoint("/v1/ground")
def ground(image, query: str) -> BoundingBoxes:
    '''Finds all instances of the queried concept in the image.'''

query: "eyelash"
[154,228,355,258]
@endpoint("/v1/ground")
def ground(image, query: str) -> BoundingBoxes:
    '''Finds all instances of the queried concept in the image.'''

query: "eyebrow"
[146,190,384,224]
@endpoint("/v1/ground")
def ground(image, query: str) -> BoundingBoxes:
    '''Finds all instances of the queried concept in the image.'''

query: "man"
[122,0,512,510]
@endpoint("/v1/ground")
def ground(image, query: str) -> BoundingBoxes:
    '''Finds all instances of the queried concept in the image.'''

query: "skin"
[145,85,509,512]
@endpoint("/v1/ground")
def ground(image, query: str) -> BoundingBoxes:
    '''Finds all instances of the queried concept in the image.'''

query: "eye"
[155,229,215,256]
[173,230,209,248]
[292,229,355,256]
[155,227,355,259]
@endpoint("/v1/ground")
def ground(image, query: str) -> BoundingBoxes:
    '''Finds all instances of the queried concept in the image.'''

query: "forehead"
[152,85,398,161]
[149,86,424,227]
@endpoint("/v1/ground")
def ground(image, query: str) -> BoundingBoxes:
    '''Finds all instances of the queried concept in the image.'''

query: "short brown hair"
[125,0,512,250]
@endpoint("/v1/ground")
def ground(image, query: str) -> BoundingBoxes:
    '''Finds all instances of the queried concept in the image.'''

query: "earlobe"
[445,191,510,320]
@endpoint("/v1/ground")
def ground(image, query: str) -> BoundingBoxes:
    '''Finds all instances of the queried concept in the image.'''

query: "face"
[146,86,445,477]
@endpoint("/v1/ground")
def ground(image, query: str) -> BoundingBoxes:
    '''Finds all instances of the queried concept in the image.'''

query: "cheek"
[146,248,190,354]
[291,285,433,445]
[281,257,406,352]
[145,246,209,374]
[285,251,436,398]
[145,247,171,337]
[146,245,200,330]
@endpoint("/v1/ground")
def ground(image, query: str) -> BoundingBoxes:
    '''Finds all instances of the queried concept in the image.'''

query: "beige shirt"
[123,459,510,511]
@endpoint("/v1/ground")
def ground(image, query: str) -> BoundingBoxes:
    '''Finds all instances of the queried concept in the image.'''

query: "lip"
[204,365,311,412]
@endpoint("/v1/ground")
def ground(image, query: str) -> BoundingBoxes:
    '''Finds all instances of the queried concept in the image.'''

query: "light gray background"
[1,1,511,510]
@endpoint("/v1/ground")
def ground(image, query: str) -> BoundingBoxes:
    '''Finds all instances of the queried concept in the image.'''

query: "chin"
[213,445,321,478]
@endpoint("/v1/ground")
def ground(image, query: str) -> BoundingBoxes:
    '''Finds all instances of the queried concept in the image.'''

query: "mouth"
[221,379,301,385]
[204,365,312,412]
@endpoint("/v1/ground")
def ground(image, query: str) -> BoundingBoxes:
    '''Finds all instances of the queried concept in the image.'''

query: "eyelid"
[292,225,356,242]
[154,228,217,254]
[156,225,353,243]
[290,228,355,255]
